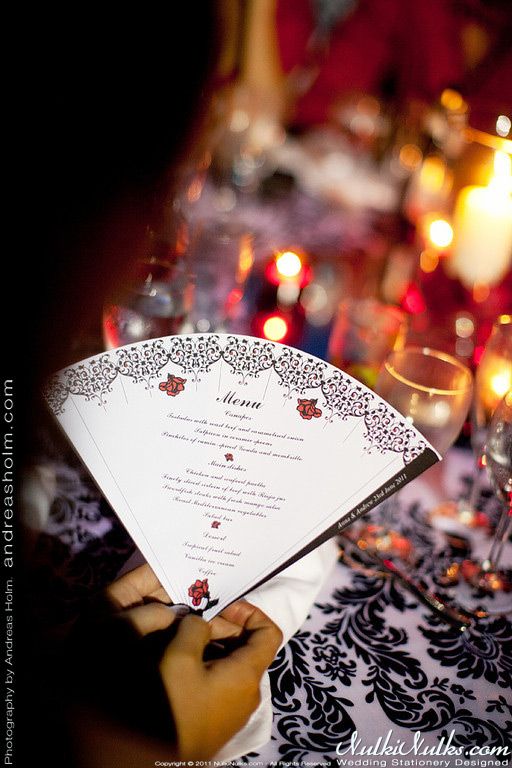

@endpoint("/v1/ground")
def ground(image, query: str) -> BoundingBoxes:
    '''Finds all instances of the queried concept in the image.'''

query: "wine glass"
[431,314,512,529]
[103,217,194,349]
[356,346,473,559]
[327,298,407,389]
[461,390,512,595]
[186,219,255,333]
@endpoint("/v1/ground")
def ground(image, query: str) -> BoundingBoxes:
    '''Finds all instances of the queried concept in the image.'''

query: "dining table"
[253,448,512,766]
[23,423,512,765]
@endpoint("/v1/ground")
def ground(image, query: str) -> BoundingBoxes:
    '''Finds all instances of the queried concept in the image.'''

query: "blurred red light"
[473,345,485,365]
[264,260,283,286]
[401,284,426,314]
[264,253,313,288]
[225,287,243,312]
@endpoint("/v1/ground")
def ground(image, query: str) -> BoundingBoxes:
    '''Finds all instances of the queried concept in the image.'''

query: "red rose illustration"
[188,578,209,607]
[211,520,221,529]
[159,374,187,397]
[225,453,234,462]
[297,398,322,420]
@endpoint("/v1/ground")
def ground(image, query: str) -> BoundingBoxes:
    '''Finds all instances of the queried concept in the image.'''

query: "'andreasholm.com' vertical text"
[3,379,15,765]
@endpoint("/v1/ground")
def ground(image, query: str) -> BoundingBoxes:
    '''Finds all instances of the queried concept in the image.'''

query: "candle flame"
[275,250,303,278]
[489,150,512,194]
[428,218,453,249]
[490,370,512,399]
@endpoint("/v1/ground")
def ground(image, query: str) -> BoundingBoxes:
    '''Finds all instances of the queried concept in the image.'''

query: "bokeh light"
[496,115,511,138]
[275,251,302,278]
[263,315,288,341]
[419,249,439,273]
[428,219,453,249]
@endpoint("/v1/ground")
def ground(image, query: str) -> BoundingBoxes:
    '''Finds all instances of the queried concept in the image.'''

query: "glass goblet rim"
[381,346,473,396]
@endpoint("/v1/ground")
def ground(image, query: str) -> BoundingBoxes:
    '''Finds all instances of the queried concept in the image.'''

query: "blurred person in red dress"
[232,0,511,133]
[275,0,461,129]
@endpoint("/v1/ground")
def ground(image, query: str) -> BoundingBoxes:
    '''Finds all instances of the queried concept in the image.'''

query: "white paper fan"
[45,334,438,618]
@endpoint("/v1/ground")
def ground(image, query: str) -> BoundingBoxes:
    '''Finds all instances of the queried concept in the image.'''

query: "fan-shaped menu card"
[45,334,439,618]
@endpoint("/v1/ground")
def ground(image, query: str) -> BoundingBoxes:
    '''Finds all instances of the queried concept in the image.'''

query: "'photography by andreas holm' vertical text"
[2,379,15,766]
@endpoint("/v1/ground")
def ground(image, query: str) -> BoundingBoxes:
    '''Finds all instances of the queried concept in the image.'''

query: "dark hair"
[13,4,218,454]
[15,7,218,764]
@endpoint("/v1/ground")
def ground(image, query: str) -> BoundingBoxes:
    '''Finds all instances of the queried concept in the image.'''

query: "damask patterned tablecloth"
[251,451,512,767]
[25,444,511,766]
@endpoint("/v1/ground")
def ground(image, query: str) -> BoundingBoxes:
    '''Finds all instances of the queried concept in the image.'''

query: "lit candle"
[477,349,512,420]
[451,151,512,288]
[264,248,312,288]
[476,315,512,421]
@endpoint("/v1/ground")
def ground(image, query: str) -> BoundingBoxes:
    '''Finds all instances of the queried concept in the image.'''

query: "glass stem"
[381,491,400,533]
[464,465,483,513]
[484,505,512,572]
[459,445,485,517]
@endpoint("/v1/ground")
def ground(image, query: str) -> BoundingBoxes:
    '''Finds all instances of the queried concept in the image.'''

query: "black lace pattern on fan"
[44,335,427,463]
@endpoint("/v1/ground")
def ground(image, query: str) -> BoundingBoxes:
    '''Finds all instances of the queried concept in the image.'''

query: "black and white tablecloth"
[24,445,512,766]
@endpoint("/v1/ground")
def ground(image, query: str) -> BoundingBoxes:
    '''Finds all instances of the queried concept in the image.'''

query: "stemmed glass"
[102,217,194,350]
[356,346,473,559]
[467,316,512,511]
[327,298,407,389]
[186,220,255,333]
[436,314,512,527]
[461,390,512,595]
